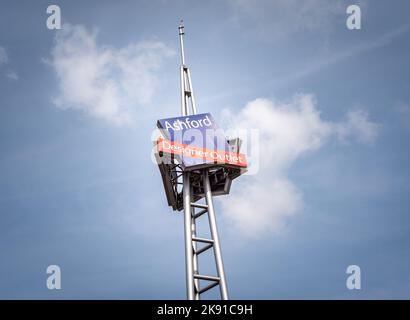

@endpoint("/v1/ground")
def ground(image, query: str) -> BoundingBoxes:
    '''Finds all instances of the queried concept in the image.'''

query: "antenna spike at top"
[178,19,186,66]
[179,19,185,35]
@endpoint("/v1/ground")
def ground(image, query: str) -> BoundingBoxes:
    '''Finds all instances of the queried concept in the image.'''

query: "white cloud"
[228,0,350,40]
[336,110,379,144]
[49,24,175,125]
[220,95,378,237]
[6,71,18,81]
[0,46,19,81]
[396,103,410,128]
[272,24,410,88]
[0,46,8,65]
[202,24,409,105]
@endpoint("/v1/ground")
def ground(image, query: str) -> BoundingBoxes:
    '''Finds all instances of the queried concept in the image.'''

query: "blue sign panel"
[157,113,231,168]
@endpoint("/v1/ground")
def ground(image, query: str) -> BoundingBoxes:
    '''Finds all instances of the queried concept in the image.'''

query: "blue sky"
[0,0,410,299]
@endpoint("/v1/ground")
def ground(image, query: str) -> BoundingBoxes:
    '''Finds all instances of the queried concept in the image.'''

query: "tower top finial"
[178,20,186,65]
[178,19,184,35]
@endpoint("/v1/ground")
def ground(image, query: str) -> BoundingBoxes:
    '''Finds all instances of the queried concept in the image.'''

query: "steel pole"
[190,183,200,300]
[180,66,187,116]
[186,68,197,115]
[203,170,229,300]
[180,20,195,300]
[183,172,195,300]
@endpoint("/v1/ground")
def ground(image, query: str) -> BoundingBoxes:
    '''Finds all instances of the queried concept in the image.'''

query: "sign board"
[156,113,247,169]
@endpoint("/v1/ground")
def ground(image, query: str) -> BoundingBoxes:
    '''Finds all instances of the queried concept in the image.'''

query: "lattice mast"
[178,20,229,300]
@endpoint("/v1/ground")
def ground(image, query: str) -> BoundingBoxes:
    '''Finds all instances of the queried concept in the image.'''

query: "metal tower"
[178,20,228,300]
[155,21,247,300]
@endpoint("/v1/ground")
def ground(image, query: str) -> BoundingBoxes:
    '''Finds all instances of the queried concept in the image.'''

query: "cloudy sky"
[1,0,410,299]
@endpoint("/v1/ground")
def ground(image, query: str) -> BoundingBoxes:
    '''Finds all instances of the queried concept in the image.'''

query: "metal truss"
[179,20,229,300]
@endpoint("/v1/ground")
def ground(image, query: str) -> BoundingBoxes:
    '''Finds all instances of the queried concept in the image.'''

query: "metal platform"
[155,140,245,211]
